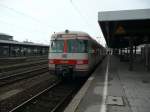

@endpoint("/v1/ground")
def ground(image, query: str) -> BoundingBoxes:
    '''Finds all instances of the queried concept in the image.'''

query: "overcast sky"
[0,0,149,46]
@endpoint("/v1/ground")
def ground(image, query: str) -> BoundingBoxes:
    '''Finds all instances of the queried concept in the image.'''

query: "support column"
[144,36,149,71]
[127,47,128,55]
[123,48,125,60]
[134,46,137,58]
[120,48,123,61]
[125,48,127,60]
[129,38,134,71]
[145,44,149,71]
[127,47,129,61]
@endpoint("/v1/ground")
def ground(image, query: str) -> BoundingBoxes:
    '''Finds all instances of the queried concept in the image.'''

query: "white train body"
[48,30,106,77]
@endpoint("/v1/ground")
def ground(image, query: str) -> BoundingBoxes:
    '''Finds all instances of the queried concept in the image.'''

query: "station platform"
[64,55,150,112]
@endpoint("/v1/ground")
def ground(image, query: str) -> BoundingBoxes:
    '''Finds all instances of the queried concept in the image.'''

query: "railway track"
[9,79,85,112]
[0,60,47,73]
[0,55,47,66]
[0,65,48,86]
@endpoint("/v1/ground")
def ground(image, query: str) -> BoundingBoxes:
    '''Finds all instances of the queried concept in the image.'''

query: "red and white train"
[48,30,106,78]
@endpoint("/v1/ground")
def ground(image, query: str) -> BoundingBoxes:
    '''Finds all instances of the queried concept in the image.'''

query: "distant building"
[0,33,13,40]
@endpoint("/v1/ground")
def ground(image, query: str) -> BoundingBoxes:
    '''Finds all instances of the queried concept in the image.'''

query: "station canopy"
[98,9,150,48]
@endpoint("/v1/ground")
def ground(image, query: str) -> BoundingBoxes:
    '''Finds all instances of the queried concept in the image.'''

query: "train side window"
[88,42,94,54]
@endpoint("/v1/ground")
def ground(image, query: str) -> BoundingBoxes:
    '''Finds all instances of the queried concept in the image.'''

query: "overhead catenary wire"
[0,3,60,30]
[69,0,104,44]
[0,19,51,44]
[0,19,50,34]
[69,0,96,30]
[69,0,90,28]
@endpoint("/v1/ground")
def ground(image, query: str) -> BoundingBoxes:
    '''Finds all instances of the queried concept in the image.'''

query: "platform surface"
[64,55,150,112]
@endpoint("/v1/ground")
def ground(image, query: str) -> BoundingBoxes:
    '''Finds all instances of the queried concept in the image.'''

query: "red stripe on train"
[49,59,88,65]
[64,40,67,53]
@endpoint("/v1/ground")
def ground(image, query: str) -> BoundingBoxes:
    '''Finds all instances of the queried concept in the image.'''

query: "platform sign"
[115,25,126,34]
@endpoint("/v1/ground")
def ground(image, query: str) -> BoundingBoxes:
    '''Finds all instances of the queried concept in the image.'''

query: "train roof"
[52,30,90,38]
[0,39,48,47]
[51,30,105,48]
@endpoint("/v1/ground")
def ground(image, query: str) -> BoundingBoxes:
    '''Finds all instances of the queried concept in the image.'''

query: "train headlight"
[77,60,88,64]
[77,60,83,64]
[49,60,54,64]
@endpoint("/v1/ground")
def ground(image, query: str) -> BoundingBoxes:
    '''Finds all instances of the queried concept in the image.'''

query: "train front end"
[48,31,89,78]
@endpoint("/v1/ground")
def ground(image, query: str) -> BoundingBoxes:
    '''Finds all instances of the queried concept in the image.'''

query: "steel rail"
[50,85,75,112]
[0,64,47,79]
[9,81,61,112]
[0,60,47,71]
[0,66,48,86]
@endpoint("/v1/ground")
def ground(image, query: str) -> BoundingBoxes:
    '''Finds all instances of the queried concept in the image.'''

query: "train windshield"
[50,40,64,53]
[67,39,88,53]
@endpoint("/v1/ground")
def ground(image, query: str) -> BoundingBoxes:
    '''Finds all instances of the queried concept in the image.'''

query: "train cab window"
[67,39,88,53]
[50,40,64,53]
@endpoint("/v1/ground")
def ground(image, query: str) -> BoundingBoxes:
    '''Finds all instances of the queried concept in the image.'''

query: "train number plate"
[62,54,67,58]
